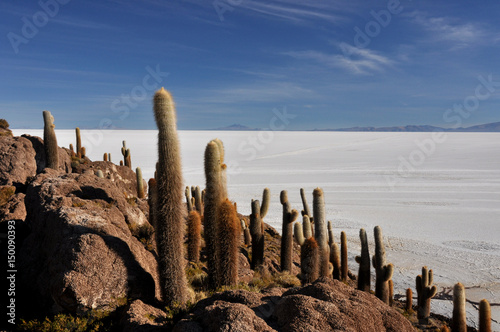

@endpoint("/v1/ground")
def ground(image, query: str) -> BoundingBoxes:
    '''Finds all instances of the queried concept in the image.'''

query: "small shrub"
[0,119,9,129]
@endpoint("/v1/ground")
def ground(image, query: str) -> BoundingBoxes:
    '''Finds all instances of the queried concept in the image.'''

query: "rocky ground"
[0,129,480,331]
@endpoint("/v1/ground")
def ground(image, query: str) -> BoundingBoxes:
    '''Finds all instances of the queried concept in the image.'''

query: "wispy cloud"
[283,45,394,75]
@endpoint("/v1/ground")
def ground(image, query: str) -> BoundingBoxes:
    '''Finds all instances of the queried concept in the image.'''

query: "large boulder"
[0,136,37,188]
[173,278,414,332]
[19,169,158,315]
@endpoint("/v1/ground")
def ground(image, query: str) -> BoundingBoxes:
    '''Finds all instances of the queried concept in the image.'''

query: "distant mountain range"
[212,122,500,132]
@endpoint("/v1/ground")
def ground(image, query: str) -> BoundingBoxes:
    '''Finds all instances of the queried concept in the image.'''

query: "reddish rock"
[19,169,158,315]
[0,136,37,188]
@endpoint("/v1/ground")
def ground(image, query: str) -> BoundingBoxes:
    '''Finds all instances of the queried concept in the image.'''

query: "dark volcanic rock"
[19,169,158,315]
[0,136,37,188]
[121,299,167,332]
[174,278,414,332]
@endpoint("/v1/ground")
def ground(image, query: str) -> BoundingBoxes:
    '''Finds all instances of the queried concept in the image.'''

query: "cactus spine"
[75,127,82,158]
[416,266,437,321]
[43,110,59,170]
[313,188,330,277]
[148,178,157,229]
[250,199,264,269]
[136,167,145,199]
[479,299,491,332]
[280,190,299,272]
[187,210,201,263]
[340,231,348,281]
[217,199,241,286]
[153,87,187,306]
[373,226,394,305]
[356,228,371,291]
[203,140,225,288]
[452,282,467,332]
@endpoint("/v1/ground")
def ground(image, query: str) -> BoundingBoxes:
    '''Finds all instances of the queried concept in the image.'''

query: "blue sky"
[1,0,500,130]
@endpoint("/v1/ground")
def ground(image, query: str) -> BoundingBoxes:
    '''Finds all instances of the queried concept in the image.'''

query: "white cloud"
[284,45,394,75]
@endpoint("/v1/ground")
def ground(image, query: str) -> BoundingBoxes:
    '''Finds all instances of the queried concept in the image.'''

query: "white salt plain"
[13,129,500,329]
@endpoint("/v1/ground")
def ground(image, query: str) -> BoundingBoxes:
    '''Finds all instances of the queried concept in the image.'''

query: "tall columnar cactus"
[313,188,330,277]
[250,199,264,269]
[340,231,348,281]
[43,110,59,170]
[185,186,193,212]
[103,153,108,162]
[294,221,305,245]
[300,237,319,284]
[479,299,491,332]
[217,199,241,286]
[75,127,82,158]
[260,187,270,219]
[204,140,225,288]
[355,228,371,291]
[69,144,75,157]
[148,178,157,229]
[280,190,299,272]
[327,221,335,246]
[331,242,341,280]
[416,266,437,321]
[241,220,251,246]
[194,185,203,214]
[187,210,201,263]
[121,141,131,168]
[136,167,145,199]
[153,87,188,306]
[406,288,413,312]
[373,226,394,305]
[389,279,394,306]
[452,283,467,332]
[108,153,111,162]
[300,188,312,218]
[303,215,312,239]
[80,146,86,159]
[212,138,228,198]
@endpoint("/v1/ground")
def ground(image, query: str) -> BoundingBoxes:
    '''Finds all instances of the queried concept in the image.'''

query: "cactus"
[327,221,335,246]
[260,187,270,218]
[416,266,437,321]
[303,215,312,239]
[185,186,193,212]
[187,210,201,263]
[372,226,394,305]
[148,178,157,229]
[406,288,413,312]
[442,326,451,332]
[121,141,131,168]
[300,188,312,217]
[389,279,394,306]
[217,199,241,286]
[452,283,467,332]
[95,170,104,178]
[479,299,491,332]
[355,228,370,291]
[203,140,225,288]
[330,242,341,280]
[69,144,75,157]
[42,110,59,170]
[300,237,319,284]
[313,188,330,277]
[194,186,203,214]
[294,221,305,245]
[280,190,299,272]
[153,87,188,306]
[135,167,145,199]
[108,153,111,162]
[250,199,264,269]
[75,127,82,158]
[212,138,227,198]
[340,231,348,281]
[103,153,108,162]
[241,220,251,246]
[120,160,124,166]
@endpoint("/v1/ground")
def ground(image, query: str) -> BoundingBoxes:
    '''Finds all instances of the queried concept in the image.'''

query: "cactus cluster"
[355,228,370,291]
[416,266,437,321]
[122,141,131,168]
[249,188,269,269]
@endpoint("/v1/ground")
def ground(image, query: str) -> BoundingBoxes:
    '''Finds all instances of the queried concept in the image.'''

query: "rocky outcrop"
[121,299,167,332]
[19,169,158,315]
[0,136,37,188]
[21,134,72,174]
[173,278,414,331]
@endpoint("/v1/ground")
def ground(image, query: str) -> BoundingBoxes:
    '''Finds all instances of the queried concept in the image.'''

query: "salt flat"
[14,129,500,328]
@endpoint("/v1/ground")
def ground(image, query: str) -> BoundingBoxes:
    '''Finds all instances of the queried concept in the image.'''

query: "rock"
[121,299,167,332]
[0,136,37,188]
[0,189,26,222]
[19,169,159,315]
[21,134,71,174]
[174,278,414,332]
[274,278,415,332]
